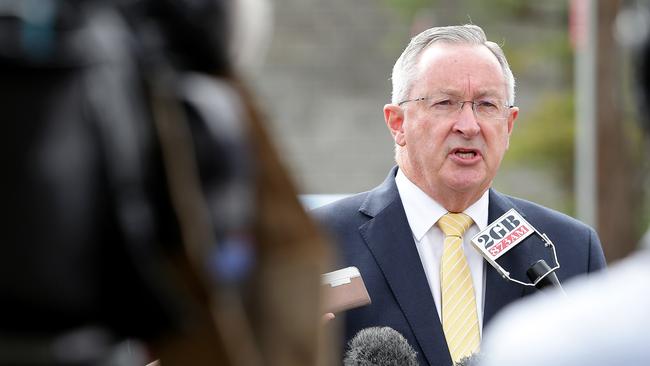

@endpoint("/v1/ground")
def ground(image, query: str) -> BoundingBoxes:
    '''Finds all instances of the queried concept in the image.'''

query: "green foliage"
[381,0,434,20]
[504,92,575,188]
[462,0,534,20]
[508,36,573,77]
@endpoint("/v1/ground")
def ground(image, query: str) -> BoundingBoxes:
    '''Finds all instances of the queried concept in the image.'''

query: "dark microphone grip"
[526,259,564,293]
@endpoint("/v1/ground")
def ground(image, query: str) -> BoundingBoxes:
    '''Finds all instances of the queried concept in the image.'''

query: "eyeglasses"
[398,96,513,121]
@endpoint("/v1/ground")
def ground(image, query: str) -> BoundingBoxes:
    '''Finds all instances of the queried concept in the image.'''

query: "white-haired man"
[314,24,606,366]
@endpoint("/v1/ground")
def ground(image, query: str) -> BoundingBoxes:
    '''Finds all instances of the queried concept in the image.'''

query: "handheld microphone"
[343,327,418,366]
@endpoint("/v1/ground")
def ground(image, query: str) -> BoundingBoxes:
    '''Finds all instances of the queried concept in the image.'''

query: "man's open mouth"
[452,148,478,159]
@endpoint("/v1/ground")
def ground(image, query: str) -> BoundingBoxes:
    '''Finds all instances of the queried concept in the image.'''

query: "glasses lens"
[475,100,504,119]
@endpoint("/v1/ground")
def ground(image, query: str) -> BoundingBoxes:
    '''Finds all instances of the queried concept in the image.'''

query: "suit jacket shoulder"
[490,190,607,274]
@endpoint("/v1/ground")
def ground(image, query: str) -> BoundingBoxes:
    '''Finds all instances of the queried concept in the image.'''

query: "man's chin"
[444,176,490,195]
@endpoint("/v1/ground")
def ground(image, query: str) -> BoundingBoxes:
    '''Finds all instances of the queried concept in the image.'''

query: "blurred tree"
[594,0,644,261]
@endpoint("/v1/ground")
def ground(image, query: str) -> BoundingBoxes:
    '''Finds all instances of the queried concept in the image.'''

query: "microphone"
[343,327,418,366]
[526,259,565,294]
[471,209,563,290]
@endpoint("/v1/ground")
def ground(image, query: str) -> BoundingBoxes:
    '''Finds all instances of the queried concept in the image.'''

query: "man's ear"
[384,104,406,146]
[507,106,518,134]
[504,106,518,149]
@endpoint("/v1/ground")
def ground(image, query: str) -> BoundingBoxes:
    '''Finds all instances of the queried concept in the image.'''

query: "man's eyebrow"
[433,89,462,96]
[432,88,504,98]
[474,89,504,97]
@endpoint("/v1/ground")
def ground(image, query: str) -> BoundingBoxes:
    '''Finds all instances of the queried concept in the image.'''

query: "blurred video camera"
[0,0,257,363]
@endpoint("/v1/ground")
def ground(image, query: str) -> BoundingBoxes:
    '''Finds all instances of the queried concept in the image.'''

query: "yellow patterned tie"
[438,212,480,363]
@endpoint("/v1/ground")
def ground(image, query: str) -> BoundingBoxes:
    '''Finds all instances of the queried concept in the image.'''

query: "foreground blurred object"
[0,0,330,364]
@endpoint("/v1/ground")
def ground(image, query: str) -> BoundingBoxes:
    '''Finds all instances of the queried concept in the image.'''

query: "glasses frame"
[397,96,514,120]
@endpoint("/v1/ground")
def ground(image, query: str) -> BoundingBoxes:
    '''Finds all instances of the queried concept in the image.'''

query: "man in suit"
[313,24,606,366]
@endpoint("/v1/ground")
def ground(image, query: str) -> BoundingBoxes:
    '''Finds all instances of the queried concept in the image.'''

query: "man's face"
[384,43,518,209]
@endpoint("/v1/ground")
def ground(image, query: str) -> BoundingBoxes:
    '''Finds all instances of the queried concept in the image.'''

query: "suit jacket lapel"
[483,189,533,326]
[358,167,451,366]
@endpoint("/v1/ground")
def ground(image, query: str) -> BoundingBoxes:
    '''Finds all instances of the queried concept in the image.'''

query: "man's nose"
[453,102,481,136]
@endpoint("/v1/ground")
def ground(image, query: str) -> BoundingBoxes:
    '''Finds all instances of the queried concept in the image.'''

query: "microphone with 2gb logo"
[470,209,565,294]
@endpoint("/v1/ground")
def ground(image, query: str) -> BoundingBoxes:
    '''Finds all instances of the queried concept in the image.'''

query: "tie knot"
[438,212,473,237]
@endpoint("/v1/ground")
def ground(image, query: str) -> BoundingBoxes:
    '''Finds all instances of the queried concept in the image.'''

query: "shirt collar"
[395,168,490,241]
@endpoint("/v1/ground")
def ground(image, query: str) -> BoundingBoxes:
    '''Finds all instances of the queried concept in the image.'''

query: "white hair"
[391,24,516,106]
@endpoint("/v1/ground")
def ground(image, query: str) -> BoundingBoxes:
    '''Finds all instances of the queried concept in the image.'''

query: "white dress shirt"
[395,169,489,333]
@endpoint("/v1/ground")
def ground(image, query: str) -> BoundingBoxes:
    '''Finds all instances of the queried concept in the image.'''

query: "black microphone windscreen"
[343,326,418,366]
[526,259,562,291]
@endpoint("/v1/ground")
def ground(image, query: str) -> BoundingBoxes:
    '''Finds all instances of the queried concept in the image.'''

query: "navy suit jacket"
[313,167,606,366]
